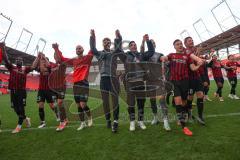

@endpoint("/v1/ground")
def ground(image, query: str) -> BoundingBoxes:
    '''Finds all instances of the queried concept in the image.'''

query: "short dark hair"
[103,37,111,42]
[228,54,234,59]
[184,36,192,44]
[173,39,181,45]
[129,41,135,47]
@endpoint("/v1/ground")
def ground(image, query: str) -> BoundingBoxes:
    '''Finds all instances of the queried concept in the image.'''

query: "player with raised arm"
[184,37,215,125]
[36,53,59,128]
[140,39,171,131]
[0,42,39,133]
[53,42,94,131]
[90,29,122,133]
[208,55,225,102]
[199,53,214,102]
[49,46,68,132]
[119,34,155,131]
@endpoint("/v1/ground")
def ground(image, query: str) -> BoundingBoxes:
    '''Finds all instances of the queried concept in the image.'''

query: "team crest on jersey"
[186,50,191,54]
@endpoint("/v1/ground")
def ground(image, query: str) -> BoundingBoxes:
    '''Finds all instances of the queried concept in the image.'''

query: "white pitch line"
[205,112,240,118]
[0,112,240,133]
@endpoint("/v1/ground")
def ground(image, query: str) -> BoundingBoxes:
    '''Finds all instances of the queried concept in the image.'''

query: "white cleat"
[233,95,240,100]
[77,122,87,131]
[88,117,93,127]
[38,122,46,129]
[151,116,159,125]
[163,119,171,131]
[204,95,212,101]
[56,122,65,132]
[219,97,224,102]
[12,126,21,134]
[228,94,234,99]
[129,121,135,131]
[138,121,147,130]
[25,117,31,128]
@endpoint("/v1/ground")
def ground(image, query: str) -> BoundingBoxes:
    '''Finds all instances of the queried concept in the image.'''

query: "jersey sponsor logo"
[172,59,187,64]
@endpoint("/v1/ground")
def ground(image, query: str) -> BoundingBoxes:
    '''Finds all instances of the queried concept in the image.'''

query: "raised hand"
[143,34,149,41]
[90,29,95,37]
[37,52,42,58]
[52,43,59,50]
[0,42,5,49]
[115,29,121,38]
[210,48,215,53]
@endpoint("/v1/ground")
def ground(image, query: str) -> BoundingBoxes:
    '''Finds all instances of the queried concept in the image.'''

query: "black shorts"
[189,79,203,95]
[228,77,237,85]
[73,80,89,103]
[37,90,54,103]
[214,77,224,85]
[52,88,66,100]
[201,74,210,84]
[10,90,27,108]
[171,80,189,100]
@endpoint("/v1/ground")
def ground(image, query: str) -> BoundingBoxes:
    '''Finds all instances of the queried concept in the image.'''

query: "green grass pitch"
[0,81,240,160]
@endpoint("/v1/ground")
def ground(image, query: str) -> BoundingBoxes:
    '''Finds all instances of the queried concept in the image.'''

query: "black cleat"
[112,122,118,133]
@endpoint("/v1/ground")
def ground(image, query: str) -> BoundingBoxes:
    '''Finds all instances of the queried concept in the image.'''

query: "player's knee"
[188,95,193,100]
[174,97,182,105]
[196,91,204,98]
[49,103,54,109]
[38,102,44,108]
[218,83,223,88]
[58,100,63,106]
[203,82,208,86]
[80,102,86,108]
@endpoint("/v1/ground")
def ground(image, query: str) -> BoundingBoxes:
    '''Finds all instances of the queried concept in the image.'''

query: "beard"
[77,52,83,56]
[16,61,23,68]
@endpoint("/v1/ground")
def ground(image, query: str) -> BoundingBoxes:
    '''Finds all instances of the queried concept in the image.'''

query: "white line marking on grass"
[205,112,240,118]
[1,112,240,133]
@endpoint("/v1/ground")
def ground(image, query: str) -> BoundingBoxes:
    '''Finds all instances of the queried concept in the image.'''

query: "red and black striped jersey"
[225,61,240,78]
[167,53,191,81]
[209,60,223,78]
[39,73,50,90]
[188,59,201,80]
[48,63,66,90]
[7,65,32,90]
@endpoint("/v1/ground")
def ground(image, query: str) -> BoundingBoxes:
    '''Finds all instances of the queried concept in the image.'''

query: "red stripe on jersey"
[198,65,205,75]
[39,73,50,90]
[226,61,238,78]
[167,53,191,81]
[48,63,66,90]
[8,66,32,90]
[211,60,223,78]
[188,59,201,80]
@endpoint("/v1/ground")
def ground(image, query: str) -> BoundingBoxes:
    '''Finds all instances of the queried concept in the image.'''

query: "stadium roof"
[4,47,36,66]
[197,25,240,53]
